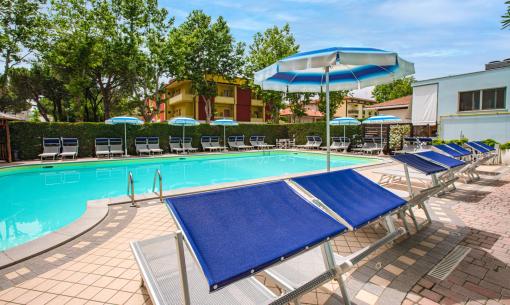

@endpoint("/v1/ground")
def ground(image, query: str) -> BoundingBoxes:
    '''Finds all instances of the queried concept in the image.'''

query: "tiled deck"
[0,162,509,305]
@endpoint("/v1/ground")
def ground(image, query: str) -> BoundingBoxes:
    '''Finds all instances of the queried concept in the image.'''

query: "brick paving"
[0,164,508,305]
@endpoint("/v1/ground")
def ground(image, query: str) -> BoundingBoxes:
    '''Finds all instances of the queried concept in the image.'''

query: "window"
[459,90,480,111]
[482,88,506,110]
[459,87,506,112]
[223,109,231,117]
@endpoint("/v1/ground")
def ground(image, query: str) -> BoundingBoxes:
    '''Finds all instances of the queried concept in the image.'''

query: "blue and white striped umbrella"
[168,117,200,144]
[330,117,361,126]
[363,115,402,152]
[362,115,402,124]
[254,47,414,170]
[105,116,144,156]
[331,117,361,140]
[254,47,414,93]
[212,119,239,151]
[168,117,200,126]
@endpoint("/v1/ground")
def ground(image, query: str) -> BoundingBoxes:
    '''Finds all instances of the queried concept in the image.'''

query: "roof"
[280,108,324,117]
[0,113,22,121]
[413,65,510,87]
[365,95,411,110]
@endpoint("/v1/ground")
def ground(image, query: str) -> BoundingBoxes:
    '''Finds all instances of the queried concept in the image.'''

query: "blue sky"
[162,0,510,81]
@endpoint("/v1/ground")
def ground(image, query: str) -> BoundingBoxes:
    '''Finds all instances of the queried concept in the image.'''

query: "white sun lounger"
[148,137,163,155]
[95,138,110,158]
[109,138,124,157]
[169,137,185,154]
[135,137,151,156]
[60,138,79,159]
[39,138,61,160]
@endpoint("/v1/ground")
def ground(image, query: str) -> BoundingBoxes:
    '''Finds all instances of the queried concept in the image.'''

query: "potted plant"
[500,142,510,165]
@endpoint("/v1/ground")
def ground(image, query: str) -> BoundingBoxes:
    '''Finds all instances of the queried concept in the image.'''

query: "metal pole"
[224,125,227,152]
[124,123,128,157]
[182,125,185,153]
[325,66,331,172]
[175,231,191,305]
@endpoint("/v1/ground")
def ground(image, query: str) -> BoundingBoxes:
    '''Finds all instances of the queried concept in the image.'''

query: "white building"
[411,60,510,143]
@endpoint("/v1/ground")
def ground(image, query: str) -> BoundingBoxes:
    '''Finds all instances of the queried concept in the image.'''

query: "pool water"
[0,151,378,251]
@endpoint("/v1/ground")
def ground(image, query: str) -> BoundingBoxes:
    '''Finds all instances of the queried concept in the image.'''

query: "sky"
[162,0,510,82]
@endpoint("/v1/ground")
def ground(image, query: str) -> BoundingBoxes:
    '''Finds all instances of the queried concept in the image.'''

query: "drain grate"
[428,245,471,280]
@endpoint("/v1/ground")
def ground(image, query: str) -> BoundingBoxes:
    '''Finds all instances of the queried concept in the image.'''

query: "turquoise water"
[0,151,378,251]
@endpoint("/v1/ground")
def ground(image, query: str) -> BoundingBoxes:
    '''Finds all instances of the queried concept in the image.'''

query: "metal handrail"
[127,171,135,207]
[152,169,163,202]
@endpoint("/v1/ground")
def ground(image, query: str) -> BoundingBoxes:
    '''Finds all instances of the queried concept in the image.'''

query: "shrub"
[9,122,288,160]
[432,138,445,145]
[389,125,411,150]
[445,138,468,145]
[287,122,361,145]
[481,138,499,147]
[500,142,510,150]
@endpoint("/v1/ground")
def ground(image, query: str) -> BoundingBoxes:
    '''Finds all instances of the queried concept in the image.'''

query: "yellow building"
[162,77,266,123]
[335,96,377,119]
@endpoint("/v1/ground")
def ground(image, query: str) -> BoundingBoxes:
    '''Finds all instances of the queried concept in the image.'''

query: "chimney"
[485,58,510,70]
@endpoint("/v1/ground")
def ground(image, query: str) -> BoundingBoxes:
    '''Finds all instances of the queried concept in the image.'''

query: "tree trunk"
[34,96,50,122]
[204,96,212,123]
[2,49,11,87]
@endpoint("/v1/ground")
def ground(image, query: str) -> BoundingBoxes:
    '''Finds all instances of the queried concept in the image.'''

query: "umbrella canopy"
[211,118,239,126]
[254,47,415,93]
[254,47,414,170]
[330,117,361,126]
[211,119,239,151]
[363,115,402,153]
[330,117,361,140]
[105,116,144,156]
[168,117,200,126]
[168,117,199,147]
[362,115,402,124]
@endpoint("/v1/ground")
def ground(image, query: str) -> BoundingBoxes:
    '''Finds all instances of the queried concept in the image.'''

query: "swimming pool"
[0,151,379,251]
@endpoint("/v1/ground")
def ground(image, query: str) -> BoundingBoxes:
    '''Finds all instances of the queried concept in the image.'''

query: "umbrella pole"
[223,125,227,152]
[183,126,185,154]
[325,66,331,172]
[380,123,384,155]
[124,123,127,157]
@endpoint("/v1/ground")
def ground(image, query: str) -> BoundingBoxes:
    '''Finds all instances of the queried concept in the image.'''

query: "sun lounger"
[321,137,350,151]
[39,138,61,160]
[236,136,253,150]
[169,137,185,154]
[109,138,124,157]
[227,136,241,150]
[416,151,474,182]
[135,137,151,156]
[352,138,382,154]
[182,137,198,153]
[433,144,469,159]
[257,136,275,149]
[311,136,322,149]
[417,137,433,150]
[147,181,353,304]
[201,136,224,151]
[95,138,110,158]
[296,136,316,149]
[147,137,163,155]
[265,169,411,301]
[474,141,496,152]
[60,138,79,159]
[210,136,225,151]
[250,136,274,149]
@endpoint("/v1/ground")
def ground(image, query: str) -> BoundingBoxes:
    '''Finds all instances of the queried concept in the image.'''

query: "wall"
[440,113,510,143]
[236,87,251,122]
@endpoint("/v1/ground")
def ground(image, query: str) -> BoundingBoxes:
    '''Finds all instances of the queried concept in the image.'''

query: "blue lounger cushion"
[166,181,346,292]
[416,151,465,169]
[467,142,490,153]
[392,154,447,175]
[434,144,467,158]
[447,143,472,155]
[475,141,495,151]
[292,169,407,229]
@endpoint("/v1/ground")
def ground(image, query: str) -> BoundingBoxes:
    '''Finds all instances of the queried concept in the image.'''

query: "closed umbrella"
[255,47,414,171]
[362,115,402,153]
[105,116,144,156]
[168,117,200,143]
[211,118,238,151]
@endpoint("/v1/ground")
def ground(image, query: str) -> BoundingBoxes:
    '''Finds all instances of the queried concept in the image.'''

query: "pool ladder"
[127,169,164,207]
[152,169,163,202]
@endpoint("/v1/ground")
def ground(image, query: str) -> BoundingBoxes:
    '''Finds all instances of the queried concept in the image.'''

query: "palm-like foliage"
[503,1,510,29]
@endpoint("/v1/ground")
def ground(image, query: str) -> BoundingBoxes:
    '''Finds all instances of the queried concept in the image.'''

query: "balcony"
[168,93,194,105]
[251,99,264,106]
[215,96,235,104]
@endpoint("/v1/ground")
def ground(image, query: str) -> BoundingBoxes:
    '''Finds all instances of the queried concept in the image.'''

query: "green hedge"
[9,121,365,160]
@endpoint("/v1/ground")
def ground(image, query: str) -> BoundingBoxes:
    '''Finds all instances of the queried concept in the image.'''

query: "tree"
[372,77,414,102]
[0,0,48,87]
[246,24,299,123]
[169,10,244,123]
[317,90,349,119]
[503,1,510,29]
[286,92,312,123]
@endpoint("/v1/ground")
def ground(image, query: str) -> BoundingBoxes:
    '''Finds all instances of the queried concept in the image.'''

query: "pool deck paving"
[0,161,509,305]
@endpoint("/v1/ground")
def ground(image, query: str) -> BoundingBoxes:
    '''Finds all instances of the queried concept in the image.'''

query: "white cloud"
[407,49,469,58]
